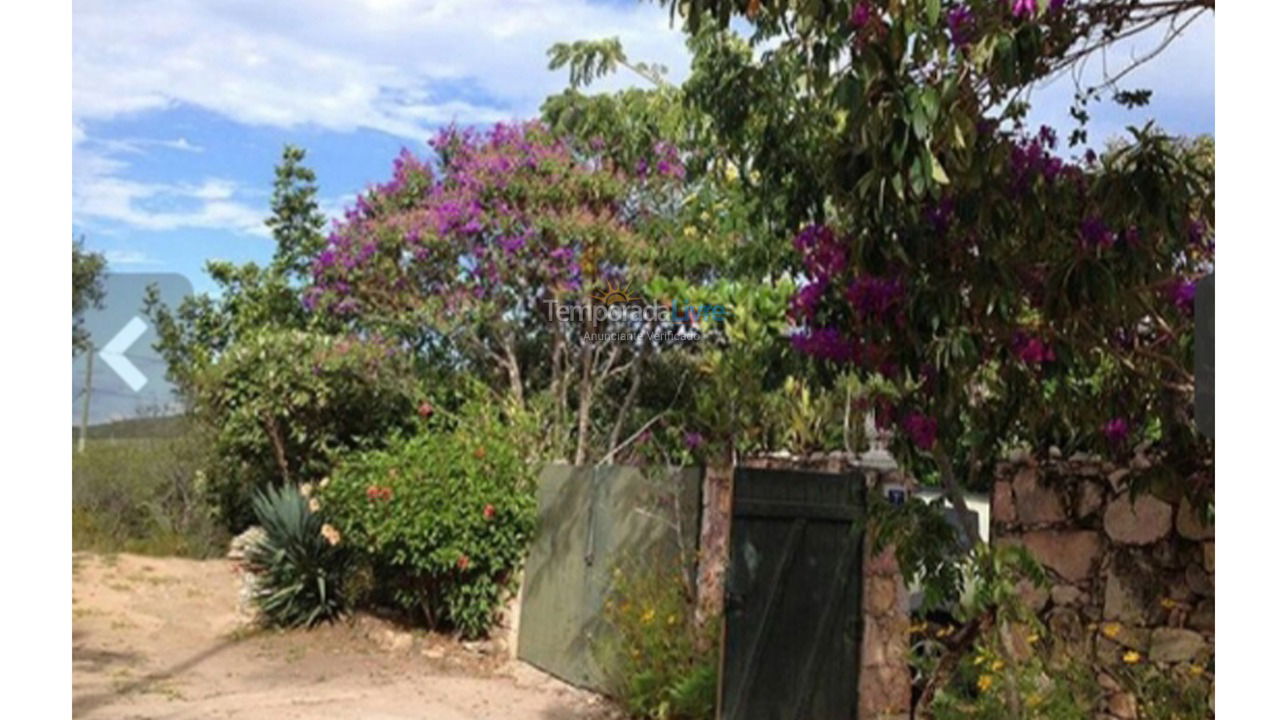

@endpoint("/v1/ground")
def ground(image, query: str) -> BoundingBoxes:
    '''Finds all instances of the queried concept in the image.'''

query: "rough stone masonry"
[991,454,1214,719]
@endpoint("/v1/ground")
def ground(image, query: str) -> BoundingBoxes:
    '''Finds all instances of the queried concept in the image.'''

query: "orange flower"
[456,554,470,571]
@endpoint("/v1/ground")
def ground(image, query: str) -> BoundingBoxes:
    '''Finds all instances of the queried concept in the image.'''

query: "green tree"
[72,237,106,354]
[146,144,328,393]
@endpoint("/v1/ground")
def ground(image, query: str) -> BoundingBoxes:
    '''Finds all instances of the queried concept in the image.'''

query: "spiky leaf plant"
[245,484,349,628]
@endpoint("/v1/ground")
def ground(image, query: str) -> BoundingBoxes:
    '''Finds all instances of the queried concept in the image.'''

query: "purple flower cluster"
[901,412,938,451]
[790,328,855,363]
[1169,278,1197,315]
[308,121,634,317]
[1010,0,1037,19]
[789,279,828,322]
[793,224,848,277]
[1102,417,1130,444]
[1009,133,1067,193]
[848,1,873,29]
[846,274,905,325]
[1079,215,1117,250]
[1012,331,1055,365]
[947,5,974,48]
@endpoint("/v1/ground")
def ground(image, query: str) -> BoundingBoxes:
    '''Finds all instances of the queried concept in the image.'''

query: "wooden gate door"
[719,467,865,720]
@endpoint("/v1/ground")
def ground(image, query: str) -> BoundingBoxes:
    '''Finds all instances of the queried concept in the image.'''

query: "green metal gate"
[719,467,865,720]
[518,464,702,692]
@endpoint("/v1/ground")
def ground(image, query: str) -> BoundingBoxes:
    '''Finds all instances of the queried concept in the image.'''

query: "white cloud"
[72,0,692,139]
[102,249,162,266]
[73,133,267,237]
[73,170,267,236]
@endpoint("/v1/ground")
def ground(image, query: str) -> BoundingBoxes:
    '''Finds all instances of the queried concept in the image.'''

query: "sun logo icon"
[591,280,642,306]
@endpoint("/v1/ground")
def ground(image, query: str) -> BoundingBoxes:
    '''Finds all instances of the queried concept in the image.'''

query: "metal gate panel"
[518,464,702,692]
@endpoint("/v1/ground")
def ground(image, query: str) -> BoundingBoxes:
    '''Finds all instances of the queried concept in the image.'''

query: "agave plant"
[245,484,349,628]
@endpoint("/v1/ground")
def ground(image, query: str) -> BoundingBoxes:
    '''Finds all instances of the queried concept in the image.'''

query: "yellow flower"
[935,625,955,638]
[641,608,655,624]
[666,614,677,626]
[1188,664,1205,676]
[990,660,1005,672]
[1102,623,1121,639]
[909,622,928,633]
[976,675,994,693]
[683,225,698,238]
[1123,651,1141,664]
[299,482,313,498]
[1160,597,1180,610]
[1027,693,1042,707]
[1026,633,1040,645]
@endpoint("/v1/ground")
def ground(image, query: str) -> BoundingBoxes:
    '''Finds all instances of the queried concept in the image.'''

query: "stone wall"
[991,455,1214,717]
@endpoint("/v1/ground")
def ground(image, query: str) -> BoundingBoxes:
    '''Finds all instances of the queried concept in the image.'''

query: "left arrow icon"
[99,316,149,392]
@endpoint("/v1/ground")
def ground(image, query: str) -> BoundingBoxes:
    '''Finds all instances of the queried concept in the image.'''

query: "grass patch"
[73,430,227,558]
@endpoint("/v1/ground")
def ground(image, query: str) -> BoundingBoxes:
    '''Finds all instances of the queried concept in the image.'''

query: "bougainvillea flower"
[1102,418,1130,444]
[902,412,938,450]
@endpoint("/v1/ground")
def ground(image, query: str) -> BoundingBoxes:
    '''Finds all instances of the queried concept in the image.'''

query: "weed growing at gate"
[601,559,718,720]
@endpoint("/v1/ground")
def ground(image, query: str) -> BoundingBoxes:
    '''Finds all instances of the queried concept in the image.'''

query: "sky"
[70,1,1213,422]
[72,1,1214,293]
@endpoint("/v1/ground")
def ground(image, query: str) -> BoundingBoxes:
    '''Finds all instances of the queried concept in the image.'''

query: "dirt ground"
[72,552,617,719]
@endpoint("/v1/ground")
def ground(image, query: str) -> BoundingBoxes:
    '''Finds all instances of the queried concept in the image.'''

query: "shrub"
[317,392,537,638]
[193,329,423,530]
[601,559,718,720]
[72,429,225,557]
[244,483,351,628]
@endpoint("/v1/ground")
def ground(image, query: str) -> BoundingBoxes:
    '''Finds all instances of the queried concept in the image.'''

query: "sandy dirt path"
[72,552,615,719]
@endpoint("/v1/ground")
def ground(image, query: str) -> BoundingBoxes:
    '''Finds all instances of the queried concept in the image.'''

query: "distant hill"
[73,414,189,441]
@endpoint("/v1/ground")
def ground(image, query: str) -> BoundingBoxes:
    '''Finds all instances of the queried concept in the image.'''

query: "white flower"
[320,523,341,546]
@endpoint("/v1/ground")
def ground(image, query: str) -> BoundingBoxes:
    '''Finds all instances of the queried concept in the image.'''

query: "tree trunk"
[263,414,290,485]
[605,354,645,463]
[573,342,595,465]
[500,339,524,408]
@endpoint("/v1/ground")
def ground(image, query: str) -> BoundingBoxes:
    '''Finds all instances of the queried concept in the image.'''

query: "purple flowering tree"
[307,121,686,463]
[663,1,1214,528]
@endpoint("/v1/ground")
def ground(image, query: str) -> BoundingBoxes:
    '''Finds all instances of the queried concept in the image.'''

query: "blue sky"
[73,1,1214,295]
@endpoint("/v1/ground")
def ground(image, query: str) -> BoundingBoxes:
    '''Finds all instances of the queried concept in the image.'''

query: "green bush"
[317,392,537,638]
[245,484,351,628]
[72,430,225,557]
[601,559,718,720]
[193,329,424,530]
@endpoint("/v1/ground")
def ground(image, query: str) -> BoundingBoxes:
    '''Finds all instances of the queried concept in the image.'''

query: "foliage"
[193,328,422,529]
[911,543,1096,719]
[307,121,691,464]
[244,483,351,628]
[72,237,106,354]
[72,431,225,557]
[317,388,538,638]
[868,491,965,612]
[652,1,1214,512]
[146,145,328,393]
[1114,661,1214,720]
[602,559,718,720]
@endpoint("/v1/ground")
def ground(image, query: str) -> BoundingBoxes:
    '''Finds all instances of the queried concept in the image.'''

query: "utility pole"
[78,348,93,453]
